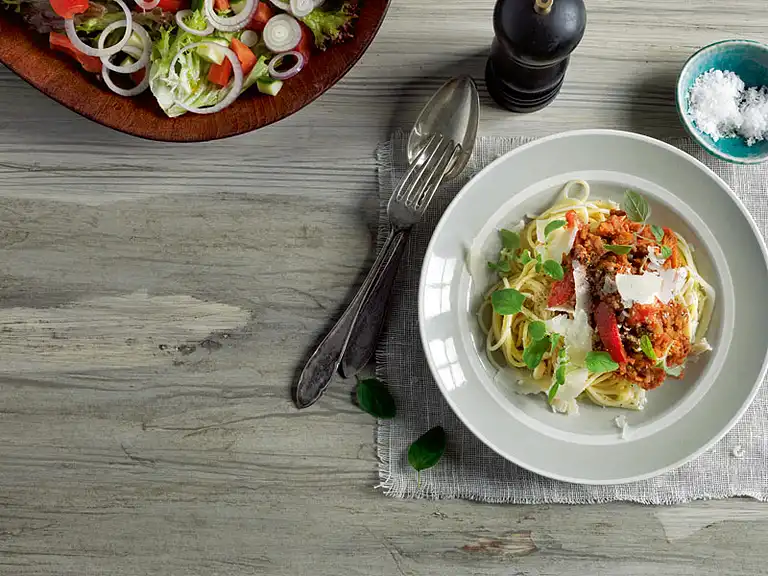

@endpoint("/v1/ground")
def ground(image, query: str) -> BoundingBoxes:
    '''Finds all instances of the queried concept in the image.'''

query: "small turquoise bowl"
[676,39,768,164]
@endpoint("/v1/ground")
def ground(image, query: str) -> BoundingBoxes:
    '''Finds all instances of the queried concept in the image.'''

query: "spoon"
[338,76,480,379]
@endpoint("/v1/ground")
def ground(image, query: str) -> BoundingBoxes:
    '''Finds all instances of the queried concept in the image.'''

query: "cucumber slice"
[196,39,229,65]
[230,0,247,13]
[256,78,283,96]
[118,55,136,67]
[126,31,145,51]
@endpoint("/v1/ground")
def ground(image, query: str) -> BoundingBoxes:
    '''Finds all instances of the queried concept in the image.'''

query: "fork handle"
[339,228,410,379]
[293,230,399,409]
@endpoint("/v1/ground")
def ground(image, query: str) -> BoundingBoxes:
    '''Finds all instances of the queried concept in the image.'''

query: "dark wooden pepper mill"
[486,0,587,113]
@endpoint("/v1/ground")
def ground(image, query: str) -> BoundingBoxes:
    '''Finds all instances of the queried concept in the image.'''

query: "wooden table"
[1,1,766,574]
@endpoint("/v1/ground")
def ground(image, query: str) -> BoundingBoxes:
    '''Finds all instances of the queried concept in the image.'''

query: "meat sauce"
[563,209,689,390]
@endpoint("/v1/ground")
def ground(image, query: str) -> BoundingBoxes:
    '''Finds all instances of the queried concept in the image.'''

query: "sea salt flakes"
[687,68,768,146]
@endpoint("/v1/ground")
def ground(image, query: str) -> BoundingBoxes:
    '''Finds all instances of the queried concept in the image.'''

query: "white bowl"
[418,129,768,484]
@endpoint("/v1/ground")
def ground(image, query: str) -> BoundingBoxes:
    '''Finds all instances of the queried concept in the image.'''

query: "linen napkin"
[375,132,768,504]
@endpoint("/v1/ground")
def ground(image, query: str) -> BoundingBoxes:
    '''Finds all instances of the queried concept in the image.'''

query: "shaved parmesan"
[551,397,579,415]
[535,219,577,264]
[545,309,592,366]
[613,415,629,439]
[572,260,591,314]
[554,367,590,403]
[616,273,663,306]
[657,268,678,304]
[691,338,712,356]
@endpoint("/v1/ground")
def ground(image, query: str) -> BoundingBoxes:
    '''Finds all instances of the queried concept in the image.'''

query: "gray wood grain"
[1,1,768,574]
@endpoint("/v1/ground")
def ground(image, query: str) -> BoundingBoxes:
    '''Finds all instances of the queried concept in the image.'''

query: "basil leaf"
[640,334,657,361]
[660,246,673,259]
[536,253,543,263]
[408,426,446,472]
[624,190,650,223]
[550,332,561,353]
[604,244,632,255]
[544,220,567,237]
[520,250,533,265]
[356,378,397,419]
[542,259,564,280]
[528,321,547,341]
[548,363,567,402]
[487,260,511,273]
[491,288,526,315]
[651,225,665,243]
[500,229,520,252]
[585,351,620,373]
[523,336,552,370]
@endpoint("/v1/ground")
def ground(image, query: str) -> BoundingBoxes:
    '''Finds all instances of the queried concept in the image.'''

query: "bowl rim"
[417,128,768,484]
[676,38,768,165]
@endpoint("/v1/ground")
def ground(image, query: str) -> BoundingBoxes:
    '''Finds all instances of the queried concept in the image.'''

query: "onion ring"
[169,42,244,114]
[289,0,312,17]
[175,9,215,36]
[102,64,150,97]
[99,21,150,74]
[269,0,290,10]
[64,0,133,58]
[267,50,304,80]
[204,0,256,32]
[262,13,301,52]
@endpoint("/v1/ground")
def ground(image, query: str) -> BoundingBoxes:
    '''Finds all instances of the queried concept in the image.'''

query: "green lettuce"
[149,11,271,118]
[300,0,358,50]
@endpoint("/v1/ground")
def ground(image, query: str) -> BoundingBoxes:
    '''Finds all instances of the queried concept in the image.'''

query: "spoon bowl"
[407,75,480,178]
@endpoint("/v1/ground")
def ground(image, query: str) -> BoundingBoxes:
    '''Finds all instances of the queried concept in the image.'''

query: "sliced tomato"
[49,0,89,18]
[595,301,628,364]
[155,0,188,12]
[565,210,578,229]
[207,57,232,86]
[213,0,229,10]
[49,32,102,74]
[547,264,575,308]
[230,37,257,76]
[246,0,273,32]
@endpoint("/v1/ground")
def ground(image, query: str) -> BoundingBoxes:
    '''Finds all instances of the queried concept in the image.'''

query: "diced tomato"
[49,32,102,74]
[49,0,88,18]
[155,0,188,12]
[295,22,313,64]
[662,227,679,269]
[595,301,629,364]
[547,264,575,308]
[230,37,257,76]
[207,57,232,86]
[565,210,578,229]
[213,0,229,10]
[246,0,273,32]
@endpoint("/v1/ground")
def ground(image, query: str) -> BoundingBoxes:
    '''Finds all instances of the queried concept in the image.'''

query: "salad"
[2,0,359,116]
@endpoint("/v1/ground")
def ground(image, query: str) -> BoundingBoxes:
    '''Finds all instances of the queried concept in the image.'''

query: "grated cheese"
[687,69,768,146]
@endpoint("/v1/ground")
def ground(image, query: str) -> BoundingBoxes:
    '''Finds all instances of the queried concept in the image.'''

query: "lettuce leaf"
[300,0,358,50]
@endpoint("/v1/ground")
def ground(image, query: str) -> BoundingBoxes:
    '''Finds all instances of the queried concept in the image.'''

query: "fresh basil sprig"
[651,225,665,243]
[624,190,650,223]
[660,246,673,259]
[491,288,526,315]
[640,334,657,361]
[585,351,620,373]
[542,259,564,280]
[355,378,396,419]
[544,220,567,237]
[604,244,632,255]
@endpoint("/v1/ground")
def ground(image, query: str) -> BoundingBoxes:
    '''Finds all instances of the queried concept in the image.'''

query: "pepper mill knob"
[486,0,587,113]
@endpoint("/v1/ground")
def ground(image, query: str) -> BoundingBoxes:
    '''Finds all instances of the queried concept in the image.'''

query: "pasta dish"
[478,180,715,414]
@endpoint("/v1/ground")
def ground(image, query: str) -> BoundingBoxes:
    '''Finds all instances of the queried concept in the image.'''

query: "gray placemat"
[374,132,768,504]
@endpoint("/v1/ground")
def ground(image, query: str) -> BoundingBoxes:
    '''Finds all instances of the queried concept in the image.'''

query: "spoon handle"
[339,228,410,379]
[293,230,398,409]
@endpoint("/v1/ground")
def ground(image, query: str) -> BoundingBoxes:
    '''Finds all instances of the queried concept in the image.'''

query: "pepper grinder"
[486,0,587,113]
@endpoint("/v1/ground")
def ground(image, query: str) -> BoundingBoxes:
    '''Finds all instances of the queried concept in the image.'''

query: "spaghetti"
[478,180,715,414]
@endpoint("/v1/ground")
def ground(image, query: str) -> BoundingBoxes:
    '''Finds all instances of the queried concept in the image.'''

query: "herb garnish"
[544,220,567,237]
[528,321,547,342]
[542,259,565,280]
[640,334,657,361]
[624,190,650,223]
[585,351,620,373]
[491,288,526,315]
[523,336,552,370]
[548,345,568,403]
[487,260,511,274]
[604,244,632,255]
[408,426,447,486]
[660,246,673,259]
[356,378,397,419]
[500,229,520,253]
[651,225,665,243]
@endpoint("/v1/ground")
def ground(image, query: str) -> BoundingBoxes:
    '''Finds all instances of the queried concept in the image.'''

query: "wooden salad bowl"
[0,0,389,141]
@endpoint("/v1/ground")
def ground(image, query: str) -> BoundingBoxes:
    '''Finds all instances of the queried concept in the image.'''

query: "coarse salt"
[687,68,768,147]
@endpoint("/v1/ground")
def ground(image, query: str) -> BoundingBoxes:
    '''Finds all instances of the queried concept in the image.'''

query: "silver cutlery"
[293,76,479,409]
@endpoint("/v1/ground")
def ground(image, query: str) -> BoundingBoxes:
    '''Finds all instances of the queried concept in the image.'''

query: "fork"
[293,134,459,409]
